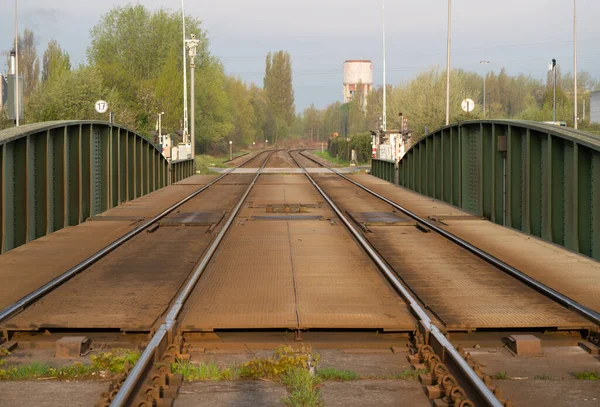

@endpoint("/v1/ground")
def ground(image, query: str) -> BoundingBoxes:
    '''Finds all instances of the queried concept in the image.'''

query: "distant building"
[343,60,373,111]
[591,90,600,124]
[0,75,7,112]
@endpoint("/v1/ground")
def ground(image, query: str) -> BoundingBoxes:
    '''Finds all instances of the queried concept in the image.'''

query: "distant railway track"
[0,150,272,327]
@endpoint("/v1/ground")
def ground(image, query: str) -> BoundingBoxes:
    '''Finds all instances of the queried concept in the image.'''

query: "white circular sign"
[95,100,108,114]
[461,99,475,113]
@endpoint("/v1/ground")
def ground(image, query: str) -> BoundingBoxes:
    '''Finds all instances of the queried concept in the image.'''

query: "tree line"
[3,4,599,151]
[294,66,600,144]
[0,5,295,154]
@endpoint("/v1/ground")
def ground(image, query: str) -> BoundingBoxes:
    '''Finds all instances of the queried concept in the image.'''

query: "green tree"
[42,40,71,84]
[224,76,256,147]
[264,51,295,143]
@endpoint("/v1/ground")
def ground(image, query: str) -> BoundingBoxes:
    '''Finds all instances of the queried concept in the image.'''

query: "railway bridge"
[0,120,598,407]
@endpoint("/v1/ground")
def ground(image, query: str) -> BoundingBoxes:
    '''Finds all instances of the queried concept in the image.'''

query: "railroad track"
[107,151,276,406]
[0,150,272,328]
[1,149,597,407]
[292,150,600,328]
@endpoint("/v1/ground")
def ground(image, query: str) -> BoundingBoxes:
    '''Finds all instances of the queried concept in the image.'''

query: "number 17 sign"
[95,100,108,114]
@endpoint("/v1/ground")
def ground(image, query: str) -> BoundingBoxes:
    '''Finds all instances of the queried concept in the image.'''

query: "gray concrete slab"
[175,381,287,407]
[317,350,413,378]
[0,381,106,407]
[320,380,430,407]
[498,380,600,407]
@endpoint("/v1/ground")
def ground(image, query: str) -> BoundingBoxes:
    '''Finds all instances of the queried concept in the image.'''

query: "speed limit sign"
[95,100,108,114]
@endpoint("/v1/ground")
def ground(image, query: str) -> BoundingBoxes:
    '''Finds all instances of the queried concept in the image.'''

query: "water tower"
[343,60,373,110]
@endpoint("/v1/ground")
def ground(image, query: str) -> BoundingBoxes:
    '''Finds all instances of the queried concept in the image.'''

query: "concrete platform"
[0,381,107,407]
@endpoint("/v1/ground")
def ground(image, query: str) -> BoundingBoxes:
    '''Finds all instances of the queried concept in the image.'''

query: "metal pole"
[14,0,19,126]
[186,34,199,162]
[445,0,451,125]
[553,59,557,122]
[382,0,387,131]
[574,0,578,129]
[190,61,195,160]
[229,141,232,161]
[182,0,189,139]
[480,61,489,118]
[483,76,486,118]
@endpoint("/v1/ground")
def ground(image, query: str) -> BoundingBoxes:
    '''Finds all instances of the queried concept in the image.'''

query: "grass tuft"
[391,368,429,380]
[0,348,141,381]
[280,367,323,407]
[573,371,599,380]
[493,371,511,380]
[317,368,359,381]
[171,361,239,381]
[239,345,317,380]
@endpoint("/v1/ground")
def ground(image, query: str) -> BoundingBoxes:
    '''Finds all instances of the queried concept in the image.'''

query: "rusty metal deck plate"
[367,227,593,330]
[160,211,225,227]
[310,173,593,331]
[442,219,600,314]
[179,220,415,331]
[347,211,414,226]
[1,180,254,332]
[2,227,213,331]
[0,221,139,311]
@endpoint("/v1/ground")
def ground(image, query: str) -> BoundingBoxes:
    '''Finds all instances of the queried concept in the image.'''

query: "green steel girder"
[0,121,194,254]
[372,120,600,261]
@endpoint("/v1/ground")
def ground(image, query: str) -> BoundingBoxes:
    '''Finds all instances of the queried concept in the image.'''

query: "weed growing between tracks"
[171,361,240,380]
[0,348,141,380]
[317,368,359,381]
[573,371,599,380]
[281,367,323,407]
[493,371,511,380]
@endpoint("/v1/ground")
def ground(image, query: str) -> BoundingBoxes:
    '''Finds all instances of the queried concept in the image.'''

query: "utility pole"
[480,61,490,118]
[574,0,578,129]
[445,0,452,126]
[382,0,387,131]
[551,59,557,122]
[158,112,164,140]
[186,34,200,162]
[181,1,189,140]
[14,0,19,126]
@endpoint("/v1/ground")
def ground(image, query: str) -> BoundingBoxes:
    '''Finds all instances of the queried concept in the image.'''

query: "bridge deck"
[179,174,415,331]
[348,173,600,316]
[0,175,219,327]
[313,173,593,330]
[0,176,218,312]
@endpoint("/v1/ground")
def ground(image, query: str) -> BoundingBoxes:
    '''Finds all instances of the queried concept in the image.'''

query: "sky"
[1,0,599,111]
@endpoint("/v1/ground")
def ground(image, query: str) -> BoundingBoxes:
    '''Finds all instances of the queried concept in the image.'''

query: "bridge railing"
[0,121,194,253]
[371,120,600,261]
[371,158,396,183]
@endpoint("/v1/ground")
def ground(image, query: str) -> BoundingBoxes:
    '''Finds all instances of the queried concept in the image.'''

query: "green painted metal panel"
[564,142,578,252]
[551,136,566,246]
[369,120,600,261]
[80,125,91,221]
[66,126,80,226]
[0,121,194,254]
[529,131,543,238]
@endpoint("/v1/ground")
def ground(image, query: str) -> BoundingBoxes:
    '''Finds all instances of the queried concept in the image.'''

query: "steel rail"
[0,150,271,325]
[299,151,600,327]
[110,152,272,407]
[289,150,502,407]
